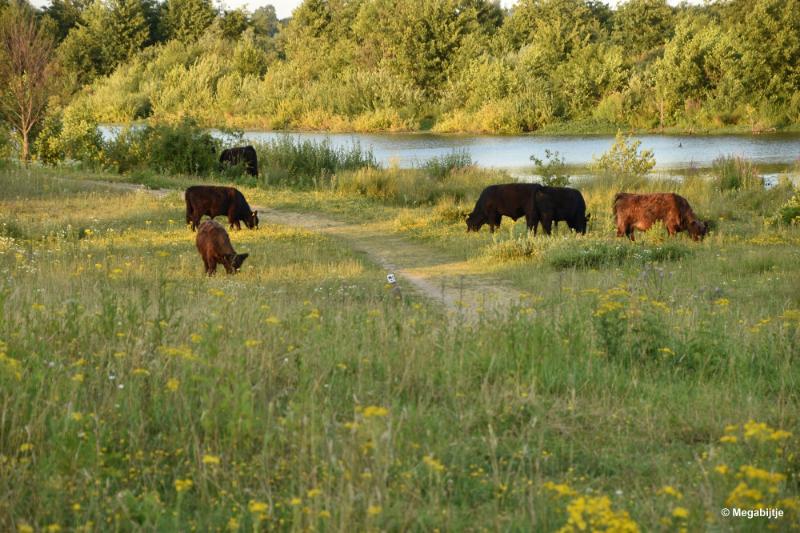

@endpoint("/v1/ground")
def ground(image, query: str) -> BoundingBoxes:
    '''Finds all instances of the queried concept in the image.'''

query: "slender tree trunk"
[21,129,29,162]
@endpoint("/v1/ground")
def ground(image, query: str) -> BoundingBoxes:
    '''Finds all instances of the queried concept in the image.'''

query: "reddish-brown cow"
[613,192,707,241]
[195,220,249,275]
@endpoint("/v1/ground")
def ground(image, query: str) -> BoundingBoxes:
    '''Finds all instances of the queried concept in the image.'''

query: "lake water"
[236,131,800,171]
[100,126,800,172]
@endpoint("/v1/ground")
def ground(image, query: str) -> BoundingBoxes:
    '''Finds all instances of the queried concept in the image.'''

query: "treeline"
[2,0,800,150]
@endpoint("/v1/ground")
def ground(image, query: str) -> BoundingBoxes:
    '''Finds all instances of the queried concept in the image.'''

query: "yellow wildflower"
[367,505,382,516]
[726,482,762,507]
[202,454,220,465]
[289,497,302,506]
[738,465,785,484]
[423,454,446,472]
[166,378,180,392]
[715,465,730,475]
[174,479,193,493]
[720,435,737,444]
[362,406,389,418]
[659,486,683,499]
[672,507,689,519]
[543,481,577,498]
[248,500,268,514]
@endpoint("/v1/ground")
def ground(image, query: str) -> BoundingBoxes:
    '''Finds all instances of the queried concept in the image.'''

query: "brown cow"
[185,185,258,231]
[195,220,249,275]
[613,192,707,241]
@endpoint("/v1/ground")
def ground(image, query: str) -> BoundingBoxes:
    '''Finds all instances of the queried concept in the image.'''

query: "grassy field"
[1,163,799,531]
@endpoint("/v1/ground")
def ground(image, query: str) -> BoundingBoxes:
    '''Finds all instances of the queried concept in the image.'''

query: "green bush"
[530,149,570,187]
[34,103,104,167]
[771,189,800,225]
[420,149,473,181]
[711,155,764,191]
[0,124,13,161]
[104,117,219,176]
[591,130,655,187]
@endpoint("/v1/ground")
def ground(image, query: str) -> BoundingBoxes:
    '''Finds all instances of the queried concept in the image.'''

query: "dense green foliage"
[2,0,795,144]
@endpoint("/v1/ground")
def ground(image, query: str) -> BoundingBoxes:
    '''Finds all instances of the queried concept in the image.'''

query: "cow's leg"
[541,216,553,236]
[222,256,235,274]
[207,258,218,276]
[626,226,635,241]
[667,223,679,237]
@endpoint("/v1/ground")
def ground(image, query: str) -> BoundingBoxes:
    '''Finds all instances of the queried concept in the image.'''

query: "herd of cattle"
[185,182,707,275]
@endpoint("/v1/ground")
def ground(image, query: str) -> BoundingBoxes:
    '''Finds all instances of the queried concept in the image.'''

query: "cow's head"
[232,253,249,271]
[575,213,591,234]
[246,211,259,229]
[688,219,707,241]
[465,211,485,232]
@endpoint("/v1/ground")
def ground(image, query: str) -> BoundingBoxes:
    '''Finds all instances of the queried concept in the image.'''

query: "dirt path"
[74,178,528,318]
[257,208,528,319]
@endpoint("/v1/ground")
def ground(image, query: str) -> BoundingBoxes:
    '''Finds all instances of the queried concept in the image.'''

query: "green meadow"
[1,162,799,532]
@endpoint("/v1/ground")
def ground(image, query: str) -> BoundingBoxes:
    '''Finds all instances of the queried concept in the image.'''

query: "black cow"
[219,145,259,177]
[185,185,258,231]
[532,186,590,235]
[465,183,540,232]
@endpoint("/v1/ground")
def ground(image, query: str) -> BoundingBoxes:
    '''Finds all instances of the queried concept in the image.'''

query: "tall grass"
[418,149,473,181]
[1,167,799,531]
[253,136,378,187]
[712,155,764,191]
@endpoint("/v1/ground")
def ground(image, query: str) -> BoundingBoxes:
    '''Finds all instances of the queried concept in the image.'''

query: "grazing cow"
[219,145,259,177]
[613,192,707,241]
[195,220,249,275]
[185,185,258,231]
[532,186,590,235]
[465,183,540,232]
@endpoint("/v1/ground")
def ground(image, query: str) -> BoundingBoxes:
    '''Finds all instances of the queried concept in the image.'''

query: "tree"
[612,0,674,58]
[251,5,280,38]
[218,8,249,40]
[43,0,91,42]
[104,0,151,67]
[0,1,59,161]
[163,0,216,42]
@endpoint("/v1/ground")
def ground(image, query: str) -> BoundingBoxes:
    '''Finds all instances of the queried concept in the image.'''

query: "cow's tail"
[612,193,625,215]
[184,191,192,225]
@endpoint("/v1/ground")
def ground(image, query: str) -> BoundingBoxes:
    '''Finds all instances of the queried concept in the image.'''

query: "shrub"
[104,117,219,176]
[530,149,570,187]
[35,103,104,167]
[0,123,14,161]
[770,189,800,226]
[420,149,473,181]
[591,130,655,187]
[711,155,763,191]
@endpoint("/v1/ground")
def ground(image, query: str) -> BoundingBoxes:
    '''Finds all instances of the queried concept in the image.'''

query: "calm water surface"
[100,126,800,171]
[236,131,800,171]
